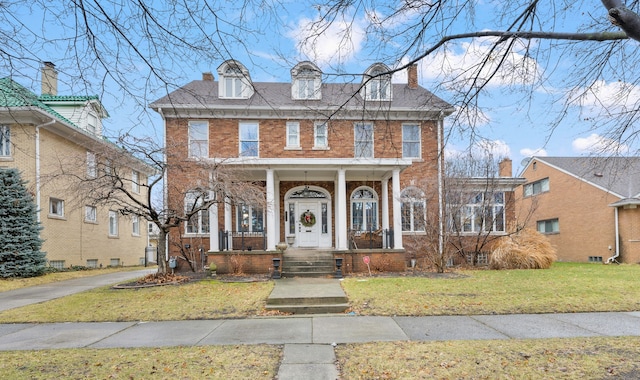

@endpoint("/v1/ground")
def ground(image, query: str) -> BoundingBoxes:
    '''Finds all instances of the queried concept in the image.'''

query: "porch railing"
[219,230,267,251]
[349,228,393,249]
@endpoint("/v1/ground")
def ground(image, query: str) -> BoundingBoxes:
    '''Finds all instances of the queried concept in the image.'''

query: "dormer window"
[217,60,254,99]
[291,61,322,100]
[362,63,392,101]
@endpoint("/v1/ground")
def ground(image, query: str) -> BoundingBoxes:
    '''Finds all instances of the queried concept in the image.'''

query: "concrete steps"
[266,277,349,315]
[281,250,336,278]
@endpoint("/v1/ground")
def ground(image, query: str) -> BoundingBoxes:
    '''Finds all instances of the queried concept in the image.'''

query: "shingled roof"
[529,156,640,199]
[150,80,453,113]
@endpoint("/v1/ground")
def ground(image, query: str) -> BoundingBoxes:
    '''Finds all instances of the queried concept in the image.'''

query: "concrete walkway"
[1,271,639,380]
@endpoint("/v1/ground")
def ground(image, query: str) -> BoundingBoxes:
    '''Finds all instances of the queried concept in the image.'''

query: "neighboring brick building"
[518,156,640,264]
[0,63,153,268]
[151,60,521,273]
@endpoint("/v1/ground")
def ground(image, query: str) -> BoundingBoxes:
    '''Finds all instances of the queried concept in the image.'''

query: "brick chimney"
[407,64,418,89]
[202,72,214,81]
[498,158,513,177]
[41,62,58,96]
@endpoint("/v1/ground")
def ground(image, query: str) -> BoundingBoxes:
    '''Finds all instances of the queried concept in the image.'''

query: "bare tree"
[49,134,265,275]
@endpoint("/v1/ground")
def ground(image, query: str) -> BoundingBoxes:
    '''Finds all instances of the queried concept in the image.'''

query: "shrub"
[490,228,557,270]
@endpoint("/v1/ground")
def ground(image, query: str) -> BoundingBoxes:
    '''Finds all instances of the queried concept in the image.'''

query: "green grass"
[342,262,640,315]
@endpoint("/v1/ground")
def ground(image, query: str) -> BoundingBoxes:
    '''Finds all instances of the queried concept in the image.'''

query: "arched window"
[185,190,210,234]
[351,187,378,232]
[291,61,322,100]
[361,63,392,101]
[217,60,254,99]
[401,187,426,232]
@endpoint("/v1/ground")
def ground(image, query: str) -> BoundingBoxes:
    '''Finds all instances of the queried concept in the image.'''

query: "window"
[401,187,426,232]
[239,122,259,157]
[132,170,140,193]
[87,113,97,134]
[110,258,121,267]
[49,198,64,218]
[524,178,549,197]
[351,187,378,232]
[85,206,97,223]
[217,60,254,99]
[314,122,328,149]
[0,125,10,156]
[291,62,322,100]
[362,64,392,101]
[109,211,119,236]
[588,256,603,263]
[86,259,98,268]
[537,218,559,234]
[87,151,96,178]
[402,124,421,159]
[49,260,65,270]
[286,122,300,148]
[237,204,264,233]
[449,192,505,233]
[225,72,243,98]
[132,215,140,236]
[354,122,374,158]
[185,191,210,234]
[188,121,209,158]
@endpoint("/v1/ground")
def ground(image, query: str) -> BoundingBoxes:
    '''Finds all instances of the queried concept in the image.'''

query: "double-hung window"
[286,122,300,148]
[86,152,96,178]
[402,124,421,159]
[85,206,97,223]
[401,188,426,232]
[239,122,259,157]
[354,122,373,158]
[49,198,64,218]
[185,191,210,234]
[131,170,140,193]
[108,210,119,236]
[0,125,10,156]
[314,122,328,149]
[132,215,140,236]
[237,204,264,233]
[188,121,209,158]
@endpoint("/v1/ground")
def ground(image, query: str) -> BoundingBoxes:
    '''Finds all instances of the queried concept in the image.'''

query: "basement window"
[588,256,603,263]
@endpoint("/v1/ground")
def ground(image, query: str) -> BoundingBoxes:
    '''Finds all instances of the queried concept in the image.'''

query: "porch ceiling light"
[302,171,310,197]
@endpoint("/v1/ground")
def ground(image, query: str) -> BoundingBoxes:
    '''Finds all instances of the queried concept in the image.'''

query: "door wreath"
[300,210,316,227]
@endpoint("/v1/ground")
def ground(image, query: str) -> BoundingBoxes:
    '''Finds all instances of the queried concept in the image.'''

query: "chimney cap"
[43,61,56,68]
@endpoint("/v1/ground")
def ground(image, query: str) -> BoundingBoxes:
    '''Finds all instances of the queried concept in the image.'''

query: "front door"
[297,201,320,247]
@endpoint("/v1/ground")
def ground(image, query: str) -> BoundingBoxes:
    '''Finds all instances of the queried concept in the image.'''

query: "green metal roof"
[0,77,78,127]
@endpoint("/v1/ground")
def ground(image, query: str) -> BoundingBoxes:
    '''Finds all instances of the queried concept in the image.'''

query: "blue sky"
[9,1,639,174]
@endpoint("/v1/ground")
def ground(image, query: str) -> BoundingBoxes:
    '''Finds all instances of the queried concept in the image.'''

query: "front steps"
[266,277,349,314]
[281,249,336,278]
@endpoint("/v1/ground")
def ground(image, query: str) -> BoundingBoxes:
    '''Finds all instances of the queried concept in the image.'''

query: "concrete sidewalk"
[1,271,639,379]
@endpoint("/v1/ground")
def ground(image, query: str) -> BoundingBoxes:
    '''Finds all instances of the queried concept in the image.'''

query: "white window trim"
[85,205,97,223]
[402,124,422,159]
[313,121,329,150]
[350,186,379,232]
[0,125,10,157]
[185,191,211,235]
[354,122,374,158]
[132,170,140,193]
[401,188,426,233]
[49,198,65,219]
[108,210,119,237]
[188,121,209,158]
[285,121,301,149]
[132,215,140,236]
[237,204,264,233]
[452,192,506,234]
[86,151,96,178]
[239,121,259,157]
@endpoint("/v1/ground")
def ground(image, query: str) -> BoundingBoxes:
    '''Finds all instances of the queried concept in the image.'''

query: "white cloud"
[573,80,640,119]
[417,37,543,90]
[288,14,365,67]
[447,139,511,160]
[520,147,548,157]
[572,133,629,155]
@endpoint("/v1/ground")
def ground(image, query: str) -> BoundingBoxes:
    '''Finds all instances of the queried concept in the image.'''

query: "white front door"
[298,201,320,247]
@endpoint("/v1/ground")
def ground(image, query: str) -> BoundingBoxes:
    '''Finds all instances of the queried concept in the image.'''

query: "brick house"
[518,156,640,264]
[0,63,153,269]
[151,60,521,273]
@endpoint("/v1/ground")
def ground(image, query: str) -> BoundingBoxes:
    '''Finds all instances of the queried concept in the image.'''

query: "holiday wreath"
[300,210,316,227]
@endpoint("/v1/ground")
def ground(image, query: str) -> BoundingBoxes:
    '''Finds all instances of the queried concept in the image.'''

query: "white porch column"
[266,169,277,251]
[338,168,348,250]
[392,168,404,249]
[225,199,233,250]
[209,202,219,251]
[381,177,389,231]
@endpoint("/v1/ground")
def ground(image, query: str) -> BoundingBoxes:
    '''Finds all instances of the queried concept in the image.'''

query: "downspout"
[437,111,444,260]
[35,119,56,223]
[606,206,620,264]
[158,107,169,262]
